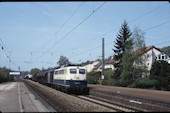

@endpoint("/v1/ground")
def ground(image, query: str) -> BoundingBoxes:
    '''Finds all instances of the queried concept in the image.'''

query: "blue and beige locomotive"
[33,65,89,95]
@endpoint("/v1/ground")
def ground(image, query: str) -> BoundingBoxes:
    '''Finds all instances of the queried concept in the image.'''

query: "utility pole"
[101,38,105,85]
[8,50,12,81]
[8,56,10,81]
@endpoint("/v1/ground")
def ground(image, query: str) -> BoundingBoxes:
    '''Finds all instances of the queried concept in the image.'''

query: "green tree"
[120,32,134,86]
[30,68,40,75]
[113,21,132,61]
[57,55,71,67]
[150,60,170,90]
[113,20,133,86]
[161,46,170,56]
[0,67,9,83]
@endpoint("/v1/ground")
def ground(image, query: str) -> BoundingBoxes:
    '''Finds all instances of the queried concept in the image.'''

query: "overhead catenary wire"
[68,18,170,61]
[29,18,169,70]
[32,2,107,64]
[2,2,167,55]
[46,2,170,55]
[38,2,85,51]
[128,2,169,24]
[2,1,167,70]
[143,20,170,31]
[0,40,17,69]
[1,39,169,65]
[69,37,170,64]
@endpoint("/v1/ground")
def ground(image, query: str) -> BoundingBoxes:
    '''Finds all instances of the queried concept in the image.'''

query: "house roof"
[93,59,118,71]
[134,45,161,58]
[93,45,163,71]
[93,62,102,70]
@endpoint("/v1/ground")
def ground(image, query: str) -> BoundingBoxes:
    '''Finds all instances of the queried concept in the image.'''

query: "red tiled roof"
[134,45,161,58]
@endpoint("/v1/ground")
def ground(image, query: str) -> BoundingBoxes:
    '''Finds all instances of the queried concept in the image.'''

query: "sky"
[0,1,170,71]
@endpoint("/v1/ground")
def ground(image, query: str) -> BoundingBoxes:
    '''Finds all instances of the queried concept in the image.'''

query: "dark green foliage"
[57,55,71,67]
[161,46,170,56]
[102,69,115,86]
[134,77,159,89]
[113,20,132,62]
[86,72,99,84]
[112,20,134,87]
[121,45,134,86]
[30,68,40,75]
[150,60,170,90]
[0,67,9,83]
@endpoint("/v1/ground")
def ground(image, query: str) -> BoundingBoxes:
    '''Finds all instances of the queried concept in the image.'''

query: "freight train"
[31,65,89,95]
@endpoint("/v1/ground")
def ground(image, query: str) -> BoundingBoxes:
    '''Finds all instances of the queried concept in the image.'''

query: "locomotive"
[32,65,89,95]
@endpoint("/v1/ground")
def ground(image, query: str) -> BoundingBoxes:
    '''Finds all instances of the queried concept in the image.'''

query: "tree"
[57,55,71,67]
[132,26,146,51]
[161,46,170,56]
[113,20,132,62]
[0,67,9,83]
[30,68,40,75]
[120,27,134,86]
[132,26,148,77]
[150,60,170,90]
[112,20,133,84]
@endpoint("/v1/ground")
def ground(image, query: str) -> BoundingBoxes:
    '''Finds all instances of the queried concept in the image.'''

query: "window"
[158,55,161,60]
[162,56,164,60]
[79,69,85,74]
[59,70,64,74]
[70,69,77,74]
[55,71,58,75]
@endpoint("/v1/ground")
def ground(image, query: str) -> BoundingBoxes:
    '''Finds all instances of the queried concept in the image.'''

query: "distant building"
[93,59,116,72]
[134,45,170,71]
[82,45,170,75]
[82,60,100,73]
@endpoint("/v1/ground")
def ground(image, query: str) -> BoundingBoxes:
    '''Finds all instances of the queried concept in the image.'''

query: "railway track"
[76,95,136,112]
[23,80,116,112]
[23,80,170,112]
[89,89,170,112]
[24,80,79,112]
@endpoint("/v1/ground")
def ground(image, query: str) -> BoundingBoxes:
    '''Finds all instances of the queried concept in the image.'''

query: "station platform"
[0,81,55,112]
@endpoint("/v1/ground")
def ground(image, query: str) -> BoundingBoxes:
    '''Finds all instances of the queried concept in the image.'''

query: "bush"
[102,79,115,86]
[0,67,9,83]
[150,60,170,90]
[86,72,99,84]
[134,77,159,89]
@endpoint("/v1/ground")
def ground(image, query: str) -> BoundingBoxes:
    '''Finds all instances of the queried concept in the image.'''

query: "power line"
[69,40,114,60]
[128,2,169,24]
[52,2,169,55]
[32,2,107,65]
[26,2,168,70]
[0,38,10,53]
[0,41,17,69]
[38,2,85,51]
[143,20,170,31]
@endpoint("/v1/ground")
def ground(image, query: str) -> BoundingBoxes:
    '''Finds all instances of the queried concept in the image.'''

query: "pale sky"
[0,1,170,71]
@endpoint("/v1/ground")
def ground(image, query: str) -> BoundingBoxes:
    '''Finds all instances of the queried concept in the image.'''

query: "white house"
[82,45,170,74]
[94,60,116,72]
[134,45,170,71]
[82,60,100,73]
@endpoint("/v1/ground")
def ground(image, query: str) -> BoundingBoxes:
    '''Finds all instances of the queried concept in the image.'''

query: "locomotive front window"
[55,71,58,75]
[79,69,85,74]
[70,69,77,74]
